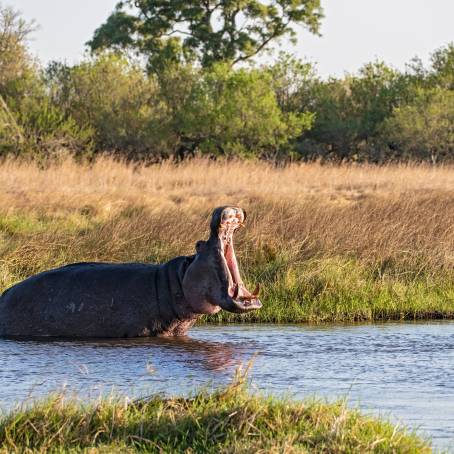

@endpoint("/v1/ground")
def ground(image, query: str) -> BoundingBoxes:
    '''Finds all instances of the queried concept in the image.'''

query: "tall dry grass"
[1,158,453,322]
[1,158,453,266]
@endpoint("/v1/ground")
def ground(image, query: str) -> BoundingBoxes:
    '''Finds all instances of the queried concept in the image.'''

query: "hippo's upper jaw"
[213,206,262,313]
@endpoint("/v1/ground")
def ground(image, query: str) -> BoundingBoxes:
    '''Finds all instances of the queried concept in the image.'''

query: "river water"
[1,322,454,450]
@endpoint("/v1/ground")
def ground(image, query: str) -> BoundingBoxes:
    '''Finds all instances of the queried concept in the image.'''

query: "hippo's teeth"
[232,283,239,299]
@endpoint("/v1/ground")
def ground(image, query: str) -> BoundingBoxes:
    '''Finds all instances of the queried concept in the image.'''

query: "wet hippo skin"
[0,206,262,338]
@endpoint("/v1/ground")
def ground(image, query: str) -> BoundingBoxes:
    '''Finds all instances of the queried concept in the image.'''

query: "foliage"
[169,62,313,158]
[0,3,35,151]
[43,56,311,160]
[1,5,454,163]
[305,62,408,161]
[88,0,323,71]
[267,52,318,114]
[429,42,454,90]
[0,3,36,89]
[380,88,454,163]
[47,54,172,160]
[1,70,94,160]
[0,4,93,160]
[18,97,94,160]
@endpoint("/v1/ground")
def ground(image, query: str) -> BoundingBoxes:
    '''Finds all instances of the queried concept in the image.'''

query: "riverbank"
[0,376,429,453]
[1,158,453,323]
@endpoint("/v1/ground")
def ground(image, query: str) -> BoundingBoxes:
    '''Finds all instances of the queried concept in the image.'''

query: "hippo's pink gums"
[0,206,261,338]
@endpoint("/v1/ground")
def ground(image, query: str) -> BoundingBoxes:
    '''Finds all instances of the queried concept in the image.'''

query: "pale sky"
[9,0,454,77]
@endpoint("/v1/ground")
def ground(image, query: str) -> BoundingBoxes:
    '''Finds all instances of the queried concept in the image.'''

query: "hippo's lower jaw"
[218,207,262,313]
[223,292,263,313]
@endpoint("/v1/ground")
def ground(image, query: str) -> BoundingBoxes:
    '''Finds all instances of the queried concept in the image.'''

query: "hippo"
[0,206,261,338]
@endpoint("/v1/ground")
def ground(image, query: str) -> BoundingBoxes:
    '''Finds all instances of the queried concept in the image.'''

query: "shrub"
[306,62,408,161]
[380,88,454,163]
[172,62,314,159]
[49,53,171,160]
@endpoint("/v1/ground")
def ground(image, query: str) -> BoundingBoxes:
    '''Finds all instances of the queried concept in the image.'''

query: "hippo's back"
[0,262,161,338]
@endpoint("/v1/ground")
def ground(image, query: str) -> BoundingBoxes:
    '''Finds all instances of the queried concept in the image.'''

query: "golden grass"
[2,158,453,264]
[3,157,454,210]
[1,157,453,322]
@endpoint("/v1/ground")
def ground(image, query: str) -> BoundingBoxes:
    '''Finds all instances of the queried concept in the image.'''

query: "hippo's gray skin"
[0,206,261,338]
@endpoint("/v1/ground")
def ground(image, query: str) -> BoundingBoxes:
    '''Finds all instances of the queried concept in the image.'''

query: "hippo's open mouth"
[218,207,262,312]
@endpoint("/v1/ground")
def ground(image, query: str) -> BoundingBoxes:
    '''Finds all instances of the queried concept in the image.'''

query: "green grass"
[1,209,453,324]
[0,375,430,453]
[208,257,454,324]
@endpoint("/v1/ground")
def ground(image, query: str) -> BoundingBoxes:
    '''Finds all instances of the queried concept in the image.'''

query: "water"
[1,322,454,450]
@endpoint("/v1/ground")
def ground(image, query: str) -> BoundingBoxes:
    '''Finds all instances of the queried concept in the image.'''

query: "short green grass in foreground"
[0,374,430,453]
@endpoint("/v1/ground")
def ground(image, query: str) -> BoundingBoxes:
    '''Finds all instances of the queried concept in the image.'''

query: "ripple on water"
[1,321,454,450]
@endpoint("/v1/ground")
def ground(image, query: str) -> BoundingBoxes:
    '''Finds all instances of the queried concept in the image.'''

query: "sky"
[9,0,454,78]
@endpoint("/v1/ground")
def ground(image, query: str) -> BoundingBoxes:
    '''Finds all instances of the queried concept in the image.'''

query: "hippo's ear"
[195,240,206,253]
[242,209,247,222]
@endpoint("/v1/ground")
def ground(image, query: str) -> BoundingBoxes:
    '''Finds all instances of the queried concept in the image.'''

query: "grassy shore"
[0,158,453,323]
[0,375,429,453]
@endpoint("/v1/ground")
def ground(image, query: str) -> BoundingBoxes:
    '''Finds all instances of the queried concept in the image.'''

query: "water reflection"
[0,334,253,412]
[12,335,247,371]
[80,335,245,371]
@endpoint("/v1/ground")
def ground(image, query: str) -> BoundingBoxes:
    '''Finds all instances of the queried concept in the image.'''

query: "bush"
[172,62,314,159]
[0,3,34,153]
[49,54,171,160]
[44,57,314,161]
[380,88,454,163]
[306,62,408,161]
[18,97,94,160]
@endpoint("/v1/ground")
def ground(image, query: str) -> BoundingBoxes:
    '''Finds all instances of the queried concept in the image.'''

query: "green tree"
[267,52,318,113]
[0,3,36,89]
[88,0,323,71]
[169,63,313,158]
[307,62,408,160]
[50,54,171,159]
[429,42,454,90]
[380,88,454,163]
[0,4,93,159]
[0,3,36,147]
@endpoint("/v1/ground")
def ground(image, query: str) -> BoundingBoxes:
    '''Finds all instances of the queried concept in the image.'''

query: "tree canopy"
[1,4,454,164]
[88,0,323,71]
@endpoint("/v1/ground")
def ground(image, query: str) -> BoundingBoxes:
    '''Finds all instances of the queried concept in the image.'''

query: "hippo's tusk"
[252,283,260,297]
[232,283,239,299]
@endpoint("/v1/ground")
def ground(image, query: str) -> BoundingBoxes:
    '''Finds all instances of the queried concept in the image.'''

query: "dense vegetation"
[0,4,452,163]
[0,372,430,453]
